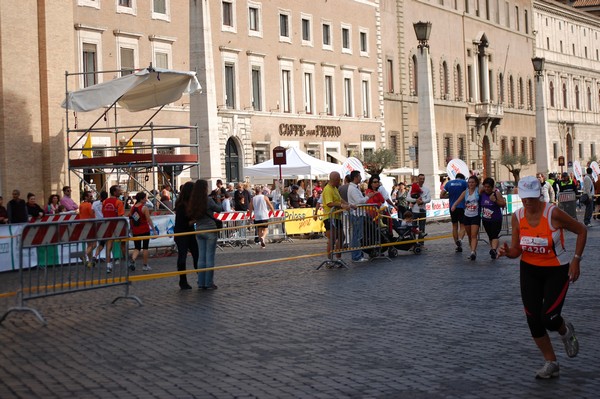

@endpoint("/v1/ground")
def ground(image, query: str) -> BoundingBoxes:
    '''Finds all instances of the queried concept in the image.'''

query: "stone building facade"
[190,0,383,184]
[0,0,191,200]
[533,0,600,173]
[382,0,539,183]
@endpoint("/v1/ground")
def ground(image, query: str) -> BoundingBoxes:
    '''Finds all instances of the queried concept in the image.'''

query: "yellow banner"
[283,208,325,234]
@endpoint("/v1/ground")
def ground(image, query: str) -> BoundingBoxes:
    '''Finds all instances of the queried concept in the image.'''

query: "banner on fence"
[283,208,325,235]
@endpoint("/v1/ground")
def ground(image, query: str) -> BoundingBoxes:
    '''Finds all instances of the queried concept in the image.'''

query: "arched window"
[518,77,524,108]
[455,64,463,100]
[225,137,240,183]
[587,87,592,111]
[498,73,504,104]
[411,55,418,95]
[441,61,449,99]
[575,85,580,110]
[509,75,515,107]
[549,81,555,107]
[562,83,567,108]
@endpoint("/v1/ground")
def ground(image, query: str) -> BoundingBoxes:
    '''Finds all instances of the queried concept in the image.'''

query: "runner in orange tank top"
[499,176,587,379]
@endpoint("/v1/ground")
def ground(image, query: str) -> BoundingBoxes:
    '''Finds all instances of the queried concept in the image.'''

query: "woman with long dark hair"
[174,181,199,290]
[188,180,223,290]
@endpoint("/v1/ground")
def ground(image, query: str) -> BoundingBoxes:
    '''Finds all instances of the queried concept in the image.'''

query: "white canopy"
[384,167,447,176]
[61,67,201,112]
[244,147,340,178]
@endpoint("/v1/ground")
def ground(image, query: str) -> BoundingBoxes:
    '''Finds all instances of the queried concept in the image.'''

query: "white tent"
[384,167,447,176]
[61,67,201,112]
[244,147,340,178]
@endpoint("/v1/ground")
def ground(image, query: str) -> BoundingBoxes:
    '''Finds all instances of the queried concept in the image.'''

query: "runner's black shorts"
[450,208,465,224]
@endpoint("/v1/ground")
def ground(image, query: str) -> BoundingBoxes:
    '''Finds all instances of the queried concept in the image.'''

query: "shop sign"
[279,124,342,138]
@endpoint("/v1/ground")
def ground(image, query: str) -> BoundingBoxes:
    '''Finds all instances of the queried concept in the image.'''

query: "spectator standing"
[92,191,108,263]
[25,193,44,221]
[480,178,506,260]
[174,182,199,290]
[498,176,586,379]
[102,185,125,273]
[395,182,408,217]
[322,172,348,261]
[189,179,223,290]
[306,189,320,208]
[595,176,600,220]
[78,191,97,266]
[249,186,275,248]
[0,196,7,224]
[582,167,594,227]
[441,173,468,252]
[338,175,351,202]
[46,194,60,215]
[536,173,554,203]
[347,171,374,262]
[287,185,304,208]
[7,189,28,224]
[221,191,233,212]
[59,186,79,212]
[546,173,559,202]
[406,174,431,239]
[233,182,251,211]
[128,192,155,272]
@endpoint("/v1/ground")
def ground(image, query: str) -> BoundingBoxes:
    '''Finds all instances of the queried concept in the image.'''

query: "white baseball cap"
[518,176,542,199]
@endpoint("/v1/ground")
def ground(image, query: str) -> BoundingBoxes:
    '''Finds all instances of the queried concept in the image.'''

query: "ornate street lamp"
[531,57,545,78]
[413,21,432,52]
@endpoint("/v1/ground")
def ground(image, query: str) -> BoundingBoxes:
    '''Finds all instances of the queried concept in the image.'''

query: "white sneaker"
[353,257,369,263]
[106,262,113,274]
[142,264,152,271]
[535,361,559,379]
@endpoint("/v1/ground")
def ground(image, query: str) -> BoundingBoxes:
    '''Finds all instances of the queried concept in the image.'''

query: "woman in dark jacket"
[174,182,199,290]
[188,180,223,290]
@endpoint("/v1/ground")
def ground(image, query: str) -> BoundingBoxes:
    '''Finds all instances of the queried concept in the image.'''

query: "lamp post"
[413,21,440,197]
[532,57,551,173]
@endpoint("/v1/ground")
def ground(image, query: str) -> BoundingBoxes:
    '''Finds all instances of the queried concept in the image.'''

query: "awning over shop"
[326,151,348,163]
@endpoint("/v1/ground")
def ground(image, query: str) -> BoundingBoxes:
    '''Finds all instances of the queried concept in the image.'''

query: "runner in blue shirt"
[441,173,468,252]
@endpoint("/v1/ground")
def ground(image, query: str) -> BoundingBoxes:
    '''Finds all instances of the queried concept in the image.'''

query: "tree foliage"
[360,148,397,175]
[500,153,530,183]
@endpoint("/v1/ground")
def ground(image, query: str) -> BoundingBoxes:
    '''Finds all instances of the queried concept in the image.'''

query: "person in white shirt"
[249,186,274,248]
[91,190,107,263]
[537,173,555,204]
[406,174,431,238]
[347,171,375,262]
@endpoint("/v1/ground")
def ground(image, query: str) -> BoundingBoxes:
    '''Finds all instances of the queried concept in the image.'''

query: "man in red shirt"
[102,185,125,273]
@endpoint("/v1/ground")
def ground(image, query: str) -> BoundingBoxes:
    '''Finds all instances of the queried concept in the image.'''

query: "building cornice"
[74,24,107,33]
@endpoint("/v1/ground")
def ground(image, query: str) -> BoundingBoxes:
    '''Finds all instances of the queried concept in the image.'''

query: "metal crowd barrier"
[317,204,384,269]
[558,191,578,219]
[0,217,142,325]
[267,210,291,243]
[216,212,251,249]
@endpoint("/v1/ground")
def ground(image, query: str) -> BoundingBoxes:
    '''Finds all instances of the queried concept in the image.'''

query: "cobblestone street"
[1,220,599,398]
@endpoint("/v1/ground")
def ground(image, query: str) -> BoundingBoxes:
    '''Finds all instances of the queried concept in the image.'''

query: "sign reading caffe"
[279,123,342,138]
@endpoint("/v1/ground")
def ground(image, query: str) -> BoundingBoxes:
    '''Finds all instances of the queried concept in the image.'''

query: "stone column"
[416,47,440,198]
[535,73,551,173]
[190,0,221,184]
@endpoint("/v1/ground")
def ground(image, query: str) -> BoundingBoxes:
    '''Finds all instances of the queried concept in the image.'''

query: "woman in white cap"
[498,175,587,379]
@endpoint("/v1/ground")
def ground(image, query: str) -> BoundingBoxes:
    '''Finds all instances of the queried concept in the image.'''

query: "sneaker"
[206,284,218,290]
[353,257,369,263]
[585,223,592,228]
[469,252,476,261]
[535,361,560,379]
[86,261,95,268]
[142,264,152,272]
[455,240,463,252]
[561,320,579,358]
[490,249,497,260]
[128,259,136,271]
[260,238,266,248]
[106,262,113,274]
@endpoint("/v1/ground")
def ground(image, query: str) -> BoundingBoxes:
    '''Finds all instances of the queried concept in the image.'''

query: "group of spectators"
[0,186,80,224]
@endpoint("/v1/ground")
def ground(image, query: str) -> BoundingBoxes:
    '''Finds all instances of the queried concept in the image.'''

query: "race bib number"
[482,208,494,219]
[466,202,478,212]
[520,236,548,254]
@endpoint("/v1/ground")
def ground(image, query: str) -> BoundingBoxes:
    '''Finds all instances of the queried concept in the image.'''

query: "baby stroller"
[391,221,423,255]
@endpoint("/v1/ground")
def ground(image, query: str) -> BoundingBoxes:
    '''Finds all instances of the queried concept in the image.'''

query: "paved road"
[1,217,599,398]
